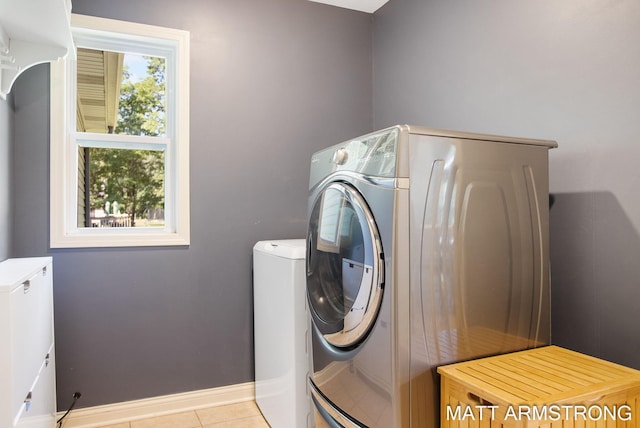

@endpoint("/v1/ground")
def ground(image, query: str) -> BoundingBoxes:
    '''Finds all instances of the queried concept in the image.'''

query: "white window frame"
[50,14,190,248]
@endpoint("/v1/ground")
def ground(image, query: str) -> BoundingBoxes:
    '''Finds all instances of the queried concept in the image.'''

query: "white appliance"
[306,125,557,427]
[253,240,311,428]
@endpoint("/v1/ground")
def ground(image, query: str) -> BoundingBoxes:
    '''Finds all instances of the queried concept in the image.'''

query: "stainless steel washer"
[306,125,557,427]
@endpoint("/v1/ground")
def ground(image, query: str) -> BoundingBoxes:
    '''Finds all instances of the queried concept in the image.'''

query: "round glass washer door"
[307,182,384,349]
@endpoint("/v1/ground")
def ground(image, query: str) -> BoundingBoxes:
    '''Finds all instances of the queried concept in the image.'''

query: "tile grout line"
[194,409,204,428]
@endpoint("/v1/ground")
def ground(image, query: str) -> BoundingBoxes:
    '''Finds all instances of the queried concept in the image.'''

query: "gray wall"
[12,0,372,408]
[373,0,640,368]
[0,96,11,261]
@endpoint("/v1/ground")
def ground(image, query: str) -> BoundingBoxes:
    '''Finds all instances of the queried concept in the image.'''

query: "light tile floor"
[96,401,270,428]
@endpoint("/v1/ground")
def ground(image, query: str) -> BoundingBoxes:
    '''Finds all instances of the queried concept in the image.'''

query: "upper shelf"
[0,0,75,100]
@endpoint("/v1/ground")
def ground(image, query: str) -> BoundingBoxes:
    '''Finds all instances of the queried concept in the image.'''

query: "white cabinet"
[0,257,56,428]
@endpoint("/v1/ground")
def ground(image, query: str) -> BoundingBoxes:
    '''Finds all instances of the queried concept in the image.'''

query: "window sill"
[50,228,190,249]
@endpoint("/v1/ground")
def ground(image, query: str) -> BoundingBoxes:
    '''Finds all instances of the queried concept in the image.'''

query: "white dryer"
[253,240,311,428]
[306,125,557,427]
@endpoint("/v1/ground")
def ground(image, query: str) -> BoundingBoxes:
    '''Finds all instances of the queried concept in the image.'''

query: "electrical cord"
[56,392,82,427]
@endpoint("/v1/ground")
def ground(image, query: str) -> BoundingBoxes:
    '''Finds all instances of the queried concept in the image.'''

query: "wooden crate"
[437,346,640,428]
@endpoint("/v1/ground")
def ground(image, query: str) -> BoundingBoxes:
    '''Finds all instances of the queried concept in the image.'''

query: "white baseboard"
[58,382,255,428]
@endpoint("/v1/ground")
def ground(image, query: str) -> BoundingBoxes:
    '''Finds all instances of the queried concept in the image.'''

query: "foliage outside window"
[87,147,165,228]
[50,14,190,248]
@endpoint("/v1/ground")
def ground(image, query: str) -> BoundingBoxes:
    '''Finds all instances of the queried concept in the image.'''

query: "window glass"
[76,48,166,136]
[85,147,165,228]
[75,48,167,228]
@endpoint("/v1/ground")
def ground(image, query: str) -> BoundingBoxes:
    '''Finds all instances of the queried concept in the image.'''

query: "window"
[50,14,189,248]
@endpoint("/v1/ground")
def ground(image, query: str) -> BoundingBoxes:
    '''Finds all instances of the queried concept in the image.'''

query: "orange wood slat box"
[437,346,640,428]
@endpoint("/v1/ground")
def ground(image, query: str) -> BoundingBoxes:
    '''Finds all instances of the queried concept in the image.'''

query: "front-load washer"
[306,125,557,427]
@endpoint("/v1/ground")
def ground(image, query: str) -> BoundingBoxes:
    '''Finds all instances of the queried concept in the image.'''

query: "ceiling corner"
[307,0,389,14]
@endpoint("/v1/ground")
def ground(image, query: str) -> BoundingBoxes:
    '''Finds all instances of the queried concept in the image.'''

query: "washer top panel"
[309,125,557,191]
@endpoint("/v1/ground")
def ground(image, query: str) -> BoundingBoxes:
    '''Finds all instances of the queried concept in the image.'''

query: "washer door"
[307,182,384,349]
